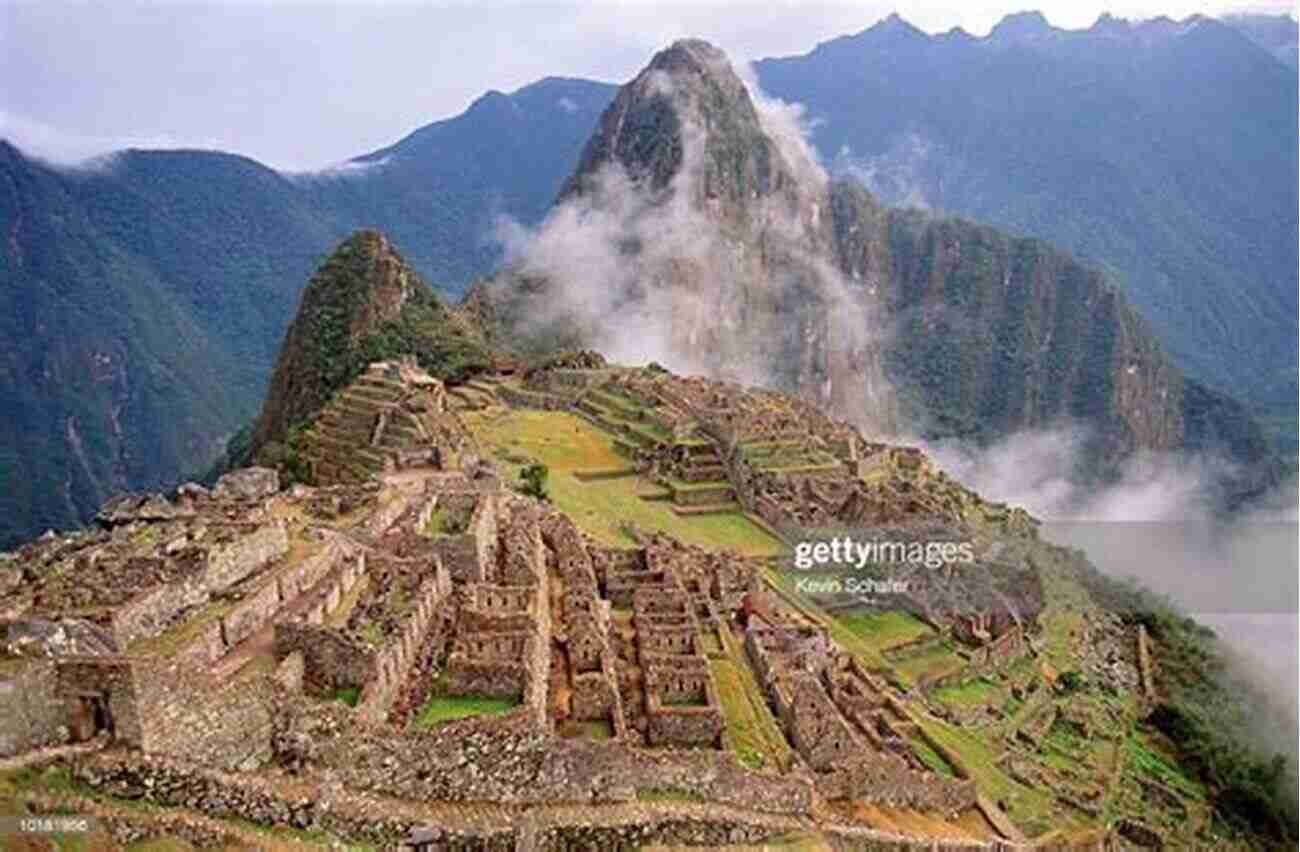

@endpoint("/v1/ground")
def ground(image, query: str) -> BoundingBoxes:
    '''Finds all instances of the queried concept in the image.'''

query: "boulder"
[3,616,118,657]
[214,467,280,501]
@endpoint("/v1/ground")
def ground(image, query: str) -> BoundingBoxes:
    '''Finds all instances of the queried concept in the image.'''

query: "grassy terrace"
[1035,556,1095,673]
[461,408,783,556]
[761,566,890,671]
[835,609,935,653]
[892,641,967,687]
[931,676,1004,710]
[710,626,794,771]
[736,439,841,472]
[414,674,519,727]
[908,735,958,777]
[911,715,1067,836]
[415,694,518,726]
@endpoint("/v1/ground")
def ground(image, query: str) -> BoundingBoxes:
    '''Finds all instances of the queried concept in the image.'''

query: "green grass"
[1126,733,1206,801]
[913,715,1065,834]
[421,506,456,536]
[909,736,958,777]
[463,409,783,556]
[834,609,935,652]
[333,685,361,706]
[893,641,967,686]
[414,692,518,726]
[1036,558,1095,673]
[710,657,794,771]
[932,676,1004,709]
[762,567,890,671]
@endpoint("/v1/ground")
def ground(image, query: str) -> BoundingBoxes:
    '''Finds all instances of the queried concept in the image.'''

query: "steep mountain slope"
[0,79,613,548]
[305,78,615,290]
[2,14,1291,544]
[754,13,1299,440]
[244,229,489,472]
[1224,12,1299,68]
[6,239,1291,845]
[493,39,1275,500]
[0,142,297,548]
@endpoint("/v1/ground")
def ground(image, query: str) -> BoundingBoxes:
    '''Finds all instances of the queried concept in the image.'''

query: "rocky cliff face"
[500,40,897,435]
[829,180,1185,457]
[494,38,1273,486]
[247,230,422,462]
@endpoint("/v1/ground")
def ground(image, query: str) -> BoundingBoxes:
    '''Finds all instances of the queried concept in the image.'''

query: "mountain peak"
[558,38,792,211]
[1090,12,1131,35]
[990,10,1054,40]
[865,12,928,40]
[246,229,429,463]
[647,38,731,75]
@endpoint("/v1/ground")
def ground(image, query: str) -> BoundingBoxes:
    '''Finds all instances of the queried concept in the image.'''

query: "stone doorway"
[69,692,112,742]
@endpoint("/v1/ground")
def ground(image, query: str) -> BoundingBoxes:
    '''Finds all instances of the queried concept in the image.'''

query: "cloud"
[928,423,1299,764]
[491,46,897,435]
[0,110,225,168]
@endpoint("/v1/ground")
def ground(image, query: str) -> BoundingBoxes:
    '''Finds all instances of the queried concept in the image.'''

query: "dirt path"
[0,741,103,774]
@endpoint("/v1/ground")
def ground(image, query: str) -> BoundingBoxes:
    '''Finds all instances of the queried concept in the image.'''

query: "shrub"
[518,463,550,501]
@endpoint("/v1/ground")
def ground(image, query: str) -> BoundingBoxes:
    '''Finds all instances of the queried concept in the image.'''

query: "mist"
[492,48,898,435]
[928,424,1300,762]
[484,37,1297,768]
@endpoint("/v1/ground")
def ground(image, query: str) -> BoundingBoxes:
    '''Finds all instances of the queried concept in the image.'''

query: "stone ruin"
[744,623,976,816]
[301,356,474,485]
[0,357,1048,847]
[1,466,319,766]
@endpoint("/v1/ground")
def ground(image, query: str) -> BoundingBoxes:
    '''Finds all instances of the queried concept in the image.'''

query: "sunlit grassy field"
[463,409,784,556]
[835,609,935,652]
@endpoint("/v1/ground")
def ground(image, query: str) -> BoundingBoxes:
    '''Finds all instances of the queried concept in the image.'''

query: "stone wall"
[273,623,375,695]
[134,664,276,771]
[356,570,448,725]
[55,657,144,747]
[446,656,529,698]
[278,703,812,814]
[72,748,828,850]
[0,659,64,756]
[966,624,1026,673]
[201,522,289,592]
[275,651,304,693]
[277,537,354,603]
[108,522,289,649]
[220,578,282,647]
[171,619,224,668]
[1136,624,1156,704]
[434,495,497,583]
[571,670,618,722]
[111,575,208,649]
[495,384,572,410]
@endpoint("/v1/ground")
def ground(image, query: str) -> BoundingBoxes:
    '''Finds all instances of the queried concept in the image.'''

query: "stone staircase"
[446,379,502,412]
[304,362,438,485]
[576,388,675,451]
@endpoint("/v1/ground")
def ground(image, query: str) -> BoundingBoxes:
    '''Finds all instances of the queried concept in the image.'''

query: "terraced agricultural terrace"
[0,356,1223,849]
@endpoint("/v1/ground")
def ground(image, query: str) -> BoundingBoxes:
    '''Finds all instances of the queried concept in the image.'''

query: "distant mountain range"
[756,12,1298,432]
[0,11,1294,548]
[1224,12,1299,67]
[0,79,610,548]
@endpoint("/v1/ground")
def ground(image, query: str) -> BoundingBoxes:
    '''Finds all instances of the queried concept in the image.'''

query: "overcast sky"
[2,0,1295,170]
